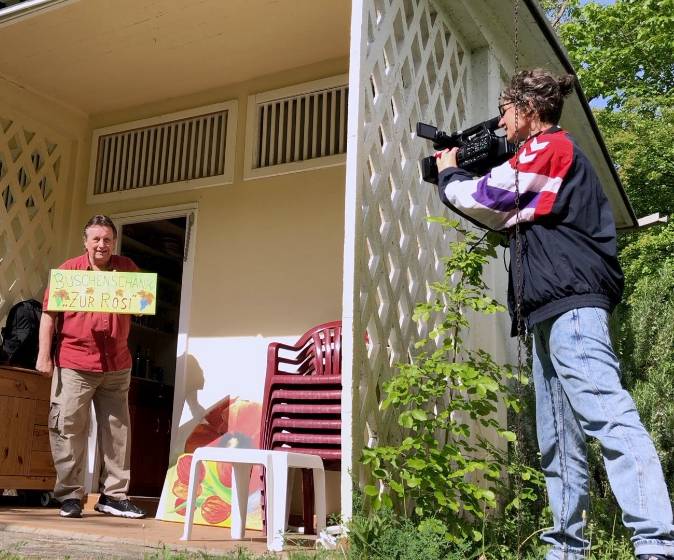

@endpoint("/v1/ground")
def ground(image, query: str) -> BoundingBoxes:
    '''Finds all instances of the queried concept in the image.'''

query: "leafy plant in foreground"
[360,218,541,544]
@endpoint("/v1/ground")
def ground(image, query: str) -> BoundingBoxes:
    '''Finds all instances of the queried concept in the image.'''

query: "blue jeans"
[532,307,674,560]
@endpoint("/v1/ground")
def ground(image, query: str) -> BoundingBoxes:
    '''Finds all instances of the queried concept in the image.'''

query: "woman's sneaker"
[59,498,82,518]
[94,494,146,518]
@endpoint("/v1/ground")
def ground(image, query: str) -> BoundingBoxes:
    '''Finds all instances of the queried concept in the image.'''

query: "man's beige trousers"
[49,367,131,502]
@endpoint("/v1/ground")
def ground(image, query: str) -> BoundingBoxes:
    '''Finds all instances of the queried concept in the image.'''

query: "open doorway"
[116,214,189,497]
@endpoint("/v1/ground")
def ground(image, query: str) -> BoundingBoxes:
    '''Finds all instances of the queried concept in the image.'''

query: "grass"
[143,548,344,560]
[0,548,344,560]
[1,533,637,559]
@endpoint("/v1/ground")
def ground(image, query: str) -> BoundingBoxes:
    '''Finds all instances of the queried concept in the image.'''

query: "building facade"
[0,0,635,520]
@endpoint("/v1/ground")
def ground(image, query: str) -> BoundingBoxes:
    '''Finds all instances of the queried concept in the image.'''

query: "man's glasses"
[498,101,515,117]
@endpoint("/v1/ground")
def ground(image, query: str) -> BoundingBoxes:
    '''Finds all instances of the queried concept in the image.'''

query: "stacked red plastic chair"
[260,320,342,535]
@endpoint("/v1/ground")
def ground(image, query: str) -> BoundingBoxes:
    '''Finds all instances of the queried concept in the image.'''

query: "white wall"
[78,58,349,465]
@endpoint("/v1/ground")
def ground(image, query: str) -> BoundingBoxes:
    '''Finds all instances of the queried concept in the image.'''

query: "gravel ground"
[0,529,168,559]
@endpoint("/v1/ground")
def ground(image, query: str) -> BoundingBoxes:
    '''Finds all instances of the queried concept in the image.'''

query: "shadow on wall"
[174,352,264,461]
[174,352,206,458]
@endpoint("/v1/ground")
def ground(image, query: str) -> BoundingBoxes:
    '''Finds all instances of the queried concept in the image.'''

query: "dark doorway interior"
[118,217,186,497]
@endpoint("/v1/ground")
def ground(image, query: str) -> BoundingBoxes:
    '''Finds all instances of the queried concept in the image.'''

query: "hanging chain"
[512,0,526,379]
[511,1,528,553]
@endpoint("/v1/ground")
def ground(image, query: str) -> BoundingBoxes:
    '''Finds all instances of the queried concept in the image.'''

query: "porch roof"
[0,0,350,115]
[0,0,637,230]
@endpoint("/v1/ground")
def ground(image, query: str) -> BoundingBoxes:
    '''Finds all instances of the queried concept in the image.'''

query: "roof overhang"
[0,0,350,117]
[0,0,636,228]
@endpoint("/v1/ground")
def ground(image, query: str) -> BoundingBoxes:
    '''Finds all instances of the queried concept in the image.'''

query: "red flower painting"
[185,397,261,453]
[201,495,232,524]
[168,398,263,525]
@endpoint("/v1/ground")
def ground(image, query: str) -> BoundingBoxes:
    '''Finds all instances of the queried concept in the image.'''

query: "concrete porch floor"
[0,503,274,558]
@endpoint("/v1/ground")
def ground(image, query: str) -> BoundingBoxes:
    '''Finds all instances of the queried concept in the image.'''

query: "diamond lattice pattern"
[0,115,63,325]
[351,0,474,479]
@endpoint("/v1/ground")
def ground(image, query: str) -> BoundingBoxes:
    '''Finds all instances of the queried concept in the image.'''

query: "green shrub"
[358,219,542,545]
[612,223,674,488]
[347,501,471,560]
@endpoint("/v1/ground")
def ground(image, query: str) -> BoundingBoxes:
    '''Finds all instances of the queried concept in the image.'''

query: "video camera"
[416,116,517,183]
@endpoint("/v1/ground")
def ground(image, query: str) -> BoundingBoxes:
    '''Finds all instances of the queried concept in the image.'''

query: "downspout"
[522,0,638,230]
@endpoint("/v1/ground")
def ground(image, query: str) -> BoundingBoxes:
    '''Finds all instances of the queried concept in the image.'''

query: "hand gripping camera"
[416,116,517,183]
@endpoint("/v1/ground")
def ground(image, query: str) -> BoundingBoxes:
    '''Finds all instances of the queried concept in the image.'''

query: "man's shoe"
[637,555,673,559]
[59,498,82,518]
[94,494,146,519]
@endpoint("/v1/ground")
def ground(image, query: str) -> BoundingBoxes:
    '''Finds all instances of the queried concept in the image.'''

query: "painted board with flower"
[156,398,263,530]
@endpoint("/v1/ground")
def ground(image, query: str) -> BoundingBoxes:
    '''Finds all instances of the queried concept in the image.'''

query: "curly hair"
[83,215,117,239]
[501,68,575,124]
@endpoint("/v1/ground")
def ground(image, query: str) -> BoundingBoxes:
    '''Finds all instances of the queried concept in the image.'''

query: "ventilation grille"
[254,84,348,169]
[93,110,229,195]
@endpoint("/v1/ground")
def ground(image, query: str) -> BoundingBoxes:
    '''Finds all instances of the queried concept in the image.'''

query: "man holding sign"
[36,215,147,519]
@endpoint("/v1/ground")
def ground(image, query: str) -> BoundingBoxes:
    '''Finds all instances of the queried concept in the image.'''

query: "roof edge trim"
[0,0,79,29]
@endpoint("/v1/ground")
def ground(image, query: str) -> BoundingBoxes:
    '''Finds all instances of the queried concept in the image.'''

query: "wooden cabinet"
[0,368,174,497]
[0,366,55,490]
[128,377,173,497]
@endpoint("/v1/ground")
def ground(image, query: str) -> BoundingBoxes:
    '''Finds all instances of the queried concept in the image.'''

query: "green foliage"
[350,5,674,558]
[556,1,674,222]
[348,502,471,560]
[551,0,674,498]
[611,224,674,485]
[619,221,674,293]
[347,493,635,560]
[559,0,674,108]
[142,547,341,560]
[0,544,341,560]
[594,97,674,217]
[359,218,542,544]
[554,0,674,502]
[539,0,580,30]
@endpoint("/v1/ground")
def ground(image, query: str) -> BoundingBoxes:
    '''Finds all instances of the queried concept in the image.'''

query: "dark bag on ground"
[1,299,42,369]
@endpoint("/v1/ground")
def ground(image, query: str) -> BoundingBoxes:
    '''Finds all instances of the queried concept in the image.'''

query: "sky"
[589,97,608,109]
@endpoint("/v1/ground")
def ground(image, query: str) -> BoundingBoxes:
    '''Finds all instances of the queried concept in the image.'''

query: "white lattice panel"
[344,0,473,489]
[0,113,66,324]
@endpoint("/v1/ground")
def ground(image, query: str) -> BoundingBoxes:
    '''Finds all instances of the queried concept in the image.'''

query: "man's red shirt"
[43,253,139,372]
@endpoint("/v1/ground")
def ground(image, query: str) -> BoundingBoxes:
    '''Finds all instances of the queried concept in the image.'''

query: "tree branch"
[550,0,572,30]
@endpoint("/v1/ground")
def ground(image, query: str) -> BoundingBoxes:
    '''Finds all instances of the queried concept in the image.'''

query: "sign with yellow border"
[46,270,157,315]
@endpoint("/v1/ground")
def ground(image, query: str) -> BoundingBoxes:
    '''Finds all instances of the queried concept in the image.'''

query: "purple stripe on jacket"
[471,174,539,212]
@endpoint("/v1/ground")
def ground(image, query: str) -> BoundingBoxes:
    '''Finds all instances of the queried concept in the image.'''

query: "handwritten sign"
[46,270,157,315]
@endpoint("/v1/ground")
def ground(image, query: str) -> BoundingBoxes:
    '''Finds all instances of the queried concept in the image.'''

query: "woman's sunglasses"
[498,101,515,117]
